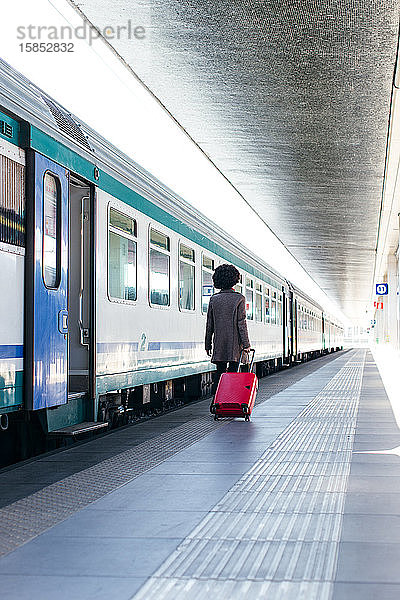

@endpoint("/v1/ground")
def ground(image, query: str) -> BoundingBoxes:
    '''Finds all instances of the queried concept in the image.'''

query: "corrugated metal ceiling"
[71,0,399,319]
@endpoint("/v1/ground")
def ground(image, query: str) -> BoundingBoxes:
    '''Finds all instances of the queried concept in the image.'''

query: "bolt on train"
[0,59,343,463]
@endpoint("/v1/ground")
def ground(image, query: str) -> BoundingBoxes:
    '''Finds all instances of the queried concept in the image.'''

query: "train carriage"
[291,286,324,362]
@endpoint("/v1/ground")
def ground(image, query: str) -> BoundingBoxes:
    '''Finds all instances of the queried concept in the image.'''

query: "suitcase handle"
[238,348,255,372]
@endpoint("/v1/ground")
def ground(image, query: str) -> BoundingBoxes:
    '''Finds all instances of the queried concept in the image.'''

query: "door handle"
[58,309,68,334]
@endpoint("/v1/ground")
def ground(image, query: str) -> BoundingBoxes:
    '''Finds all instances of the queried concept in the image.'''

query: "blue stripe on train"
[96,341,201,352]
[0,345,23,359]
[147,341,200,351]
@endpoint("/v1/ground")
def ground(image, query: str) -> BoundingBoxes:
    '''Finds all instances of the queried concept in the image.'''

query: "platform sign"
[376,283,388,295]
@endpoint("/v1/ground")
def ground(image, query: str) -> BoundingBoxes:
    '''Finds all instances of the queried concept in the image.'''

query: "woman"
[205,264,251,403]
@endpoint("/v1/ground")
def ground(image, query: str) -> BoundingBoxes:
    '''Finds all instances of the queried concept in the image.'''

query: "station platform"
[0,349,399,600]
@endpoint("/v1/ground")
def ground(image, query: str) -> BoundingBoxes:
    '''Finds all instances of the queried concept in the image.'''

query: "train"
[0,58,343,464]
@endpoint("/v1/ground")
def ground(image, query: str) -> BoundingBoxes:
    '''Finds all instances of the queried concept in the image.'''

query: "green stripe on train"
[0,370,23,411]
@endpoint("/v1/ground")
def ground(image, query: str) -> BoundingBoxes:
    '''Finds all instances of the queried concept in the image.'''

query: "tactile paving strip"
[132,350,365,600]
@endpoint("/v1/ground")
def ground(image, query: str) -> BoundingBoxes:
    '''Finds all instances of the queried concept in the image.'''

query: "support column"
[385,255,397,346]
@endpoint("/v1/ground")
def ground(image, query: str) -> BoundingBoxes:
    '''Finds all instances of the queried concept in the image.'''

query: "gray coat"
[205,289,250,363]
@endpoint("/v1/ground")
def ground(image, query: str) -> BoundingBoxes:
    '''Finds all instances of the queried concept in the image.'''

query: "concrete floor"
[1,349,399,599]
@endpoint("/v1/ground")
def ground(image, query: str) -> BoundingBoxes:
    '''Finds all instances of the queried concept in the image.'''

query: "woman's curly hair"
[212,264,240,290]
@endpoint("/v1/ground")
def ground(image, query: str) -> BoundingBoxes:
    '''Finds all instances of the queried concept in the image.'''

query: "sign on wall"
[376,283,388,295]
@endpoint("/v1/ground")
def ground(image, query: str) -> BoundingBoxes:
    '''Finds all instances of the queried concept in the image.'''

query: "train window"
[271,299,276,325]
[150,228,170,251]
[264,287,270,324]
[202,254,214,313]
[180,244,195,262]
[277,300,282,326]
[245,277,254,320]
[203,255,214,270]
[234,273,243,294]
[255,284,263,322]
[179,243,195,311]
[108,208,137,301]
[43,172,61,289]
[0,154,25,246]
[149,228,170,306]
[110,208,136,236]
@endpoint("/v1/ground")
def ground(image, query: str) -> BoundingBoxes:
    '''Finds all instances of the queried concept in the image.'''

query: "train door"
[282,291,291,363]
[287,291,294,360]
[25,153,69,410]
[25,153,94,412]
[68,175,93,400]
[293,298,298,358]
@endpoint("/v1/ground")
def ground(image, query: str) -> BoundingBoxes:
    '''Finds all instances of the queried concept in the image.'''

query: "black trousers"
[211,361,239,396]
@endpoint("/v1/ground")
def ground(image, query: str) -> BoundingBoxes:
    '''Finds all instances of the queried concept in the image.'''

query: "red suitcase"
[211,350,258,421]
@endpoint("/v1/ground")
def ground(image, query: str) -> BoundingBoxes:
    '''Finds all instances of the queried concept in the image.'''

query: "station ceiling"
[72,0,399,320]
